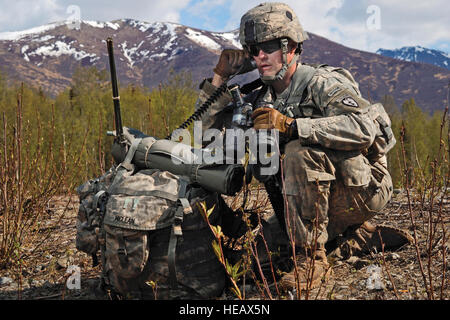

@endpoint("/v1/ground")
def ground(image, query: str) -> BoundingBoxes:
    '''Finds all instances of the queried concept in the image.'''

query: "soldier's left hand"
[252,107,295,135]
[214,49,255,80]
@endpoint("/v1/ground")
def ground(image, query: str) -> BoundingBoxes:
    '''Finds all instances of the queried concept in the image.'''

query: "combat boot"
[279,248,331,292]
[328,221,414,260]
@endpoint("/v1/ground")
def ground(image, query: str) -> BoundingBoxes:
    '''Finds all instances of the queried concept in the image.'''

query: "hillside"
[377,46,450,70]
[0,19,449,113]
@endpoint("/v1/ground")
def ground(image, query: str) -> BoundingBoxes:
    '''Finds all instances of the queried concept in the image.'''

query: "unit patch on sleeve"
[341,96,359,107]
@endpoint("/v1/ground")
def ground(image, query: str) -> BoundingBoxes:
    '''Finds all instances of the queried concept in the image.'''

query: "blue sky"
[0,0,448,53]
[179,0,232,32]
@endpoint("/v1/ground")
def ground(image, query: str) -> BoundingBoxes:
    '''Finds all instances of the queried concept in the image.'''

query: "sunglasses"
[246,39,281,57]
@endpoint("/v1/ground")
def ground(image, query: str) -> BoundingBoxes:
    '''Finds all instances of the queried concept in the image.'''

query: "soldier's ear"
[287,39,298,53]
[290,40,303,55]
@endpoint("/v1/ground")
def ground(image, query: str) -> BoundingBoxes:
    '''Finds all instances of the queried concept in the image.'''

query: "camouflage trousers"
[281,141,393,249]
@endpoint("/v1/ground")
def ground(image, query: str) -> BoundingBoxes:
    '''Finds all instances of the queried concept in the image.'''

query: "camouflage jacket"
[196,63,386,164]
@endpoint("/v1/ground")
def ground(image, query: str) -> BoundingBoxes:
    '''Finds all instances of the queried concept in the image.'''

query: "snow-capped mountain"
[0,19,449,114]
[0,19,242,63]
[0,19,248,93]
[377,46,450,70]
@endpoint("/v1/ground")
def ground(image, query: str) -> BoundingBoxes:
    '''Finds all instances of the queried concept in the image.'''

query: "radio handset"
[243,58,257,74]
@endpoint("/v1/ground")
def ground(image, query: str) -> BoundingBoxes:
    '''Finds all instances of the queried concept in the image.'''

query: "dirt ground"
[0,189,448,300]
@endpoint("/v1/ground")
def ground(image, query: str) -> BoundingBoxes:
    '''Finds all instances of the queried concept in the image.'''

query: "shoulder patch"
[341,96,359,107]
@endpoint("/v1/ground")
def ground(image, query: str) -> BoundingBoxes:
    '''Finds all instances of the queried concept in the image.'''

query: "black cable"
[166,82,228,139]
[166,60,254,140]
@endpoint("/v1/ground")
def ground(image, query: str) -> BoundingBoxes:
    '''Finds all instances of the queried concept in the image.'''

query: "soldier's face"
[252,40,296,78]
[253,46,284,77]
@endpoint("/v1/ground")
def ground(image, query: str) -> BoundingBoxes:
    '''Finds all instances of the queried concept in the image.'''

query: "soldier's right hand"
[213,49,255,79]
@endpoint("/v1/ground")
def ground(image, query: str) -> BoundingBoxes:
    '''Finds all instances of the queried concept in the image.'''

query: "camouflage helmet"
[239,2,309,46]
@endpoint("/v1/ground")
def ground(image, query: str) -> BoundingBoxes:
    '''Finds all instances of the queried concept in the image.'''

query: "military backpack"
[75,157,227,299]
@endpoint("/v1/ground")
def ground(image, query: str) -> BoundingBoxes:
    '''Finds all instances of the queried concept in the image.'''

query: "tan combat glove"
[252,107,297,139]
[213,49,255,79]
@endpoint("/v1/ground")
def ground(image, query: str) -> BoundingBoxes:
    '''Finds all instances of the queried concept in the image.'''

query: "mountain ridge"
[377,46,450,70]
[0,19,449,114]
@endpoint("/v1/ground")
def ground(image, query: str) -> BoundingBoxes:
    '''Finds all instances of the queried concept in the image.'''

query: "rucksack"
[76,160,227,299]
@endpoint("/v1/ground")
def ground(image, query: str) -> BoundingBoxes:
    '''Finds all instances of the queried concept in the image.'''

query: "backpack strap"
[97,138,143,283]
[168,179,192,289]
[375,115,394,143]
[116,230,129,269]
[105,138,143,197]
[120,138,142,171]
[274,63,317,116]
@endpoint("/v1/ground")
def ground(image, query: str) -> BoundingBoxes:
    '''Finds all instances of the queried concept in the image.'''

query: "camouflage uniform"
[197,66,393,251]
[196,2,394,251]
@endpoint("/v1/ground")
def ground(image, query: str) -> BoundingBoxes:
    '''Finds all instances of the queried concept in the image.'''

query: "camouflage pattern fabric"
[196,63,395,249]
[239,2,308,46]
[76,167,227,300]
[76,167,116,256]
[283,142,393,248]
[102,188,226,300]
[100,170,225,299]
[103,169,181,231]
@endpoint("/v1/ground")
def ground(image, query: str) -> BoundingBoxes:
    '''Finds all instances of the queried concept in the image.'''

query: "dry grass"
[0,89,448,300]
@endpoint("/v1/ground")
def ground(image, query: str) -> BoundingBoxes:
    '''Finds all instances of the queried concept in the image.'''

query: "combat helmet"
[239,2,308,83]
